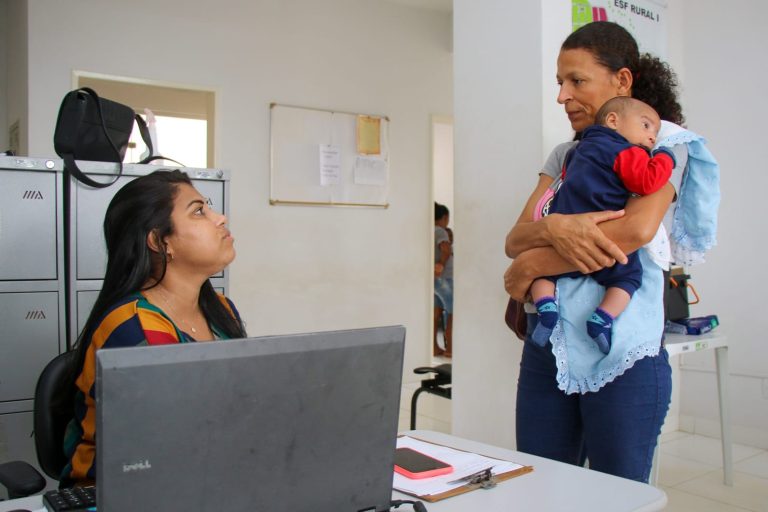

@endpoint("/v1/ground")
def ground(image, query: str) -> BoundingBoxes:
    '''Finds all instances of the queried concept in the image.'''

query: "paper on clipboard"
[393,436,533,502]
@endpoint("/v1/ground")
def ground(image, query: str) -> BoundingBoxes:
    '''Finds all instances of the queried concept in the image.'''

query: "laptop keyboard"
[43,485,96,511]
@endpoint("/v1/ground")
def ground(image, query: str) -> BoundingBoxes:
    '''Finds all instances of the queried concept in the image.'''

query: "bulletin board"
[269,103,390,207]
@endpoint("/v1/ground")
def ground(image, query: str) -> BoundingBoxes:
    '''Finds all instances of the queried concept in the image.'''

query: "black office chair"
[409,363,452,430]
[0,350,77,499]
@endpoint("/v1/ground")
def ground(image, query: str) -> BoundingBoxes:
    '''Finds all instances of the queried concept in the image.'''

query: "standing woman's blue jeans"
[516,314,672,483]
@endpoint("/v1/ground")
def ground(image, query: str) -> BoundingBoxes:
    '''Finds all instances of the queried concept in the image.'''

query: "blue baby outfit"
[546,125,669,295]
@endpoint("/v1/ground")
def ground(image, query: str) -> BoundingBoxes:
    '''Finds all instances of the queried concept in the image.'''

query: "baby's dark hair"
[594,96,655,126]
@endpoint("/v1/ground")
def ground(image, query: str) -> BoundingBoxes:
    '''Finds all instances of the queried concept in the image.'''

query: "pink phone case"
[394,448,454,479]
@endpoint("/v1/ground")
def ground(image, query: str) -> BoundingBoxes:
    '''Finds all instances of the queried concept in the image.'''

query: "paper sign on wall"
[319,144,341,186]
[571,0,667,57]
[353,156,387,186]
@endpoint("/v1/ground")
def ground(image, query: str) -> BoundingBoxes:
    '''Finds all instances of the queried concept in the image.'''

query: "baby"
[530,97,676,354]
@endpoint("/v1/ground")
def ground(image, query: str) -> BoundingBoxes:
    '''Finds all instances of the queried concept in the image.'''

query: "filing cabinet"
[0,156,66,472]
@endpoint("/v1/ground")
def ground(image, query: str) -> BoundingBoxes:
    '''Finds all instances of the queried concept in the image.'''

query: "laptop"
[95,326,405,512]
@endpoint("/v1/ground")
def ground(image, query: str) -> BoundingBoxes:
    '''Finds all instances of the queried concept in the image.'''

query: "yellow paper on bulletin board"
[357,115,381,155]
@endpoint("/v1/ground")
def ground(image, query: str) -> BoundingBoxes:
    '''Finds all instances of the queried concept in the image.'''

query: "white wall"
[672,0,768,448]
[4,0,27,156]
[20,0,453,383]
[0,0,7,150]
[432,118,454,224]
[452,0,542,448]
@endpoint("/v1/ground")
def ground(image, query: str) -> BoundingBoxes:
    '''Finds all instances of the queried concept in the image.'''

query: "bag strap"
[63,87,124,189]
[132,111,187,167]
[138,155,186,167]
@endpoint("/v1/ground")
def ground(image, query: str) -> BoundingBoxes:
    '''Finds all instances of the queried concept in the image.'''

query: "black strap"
[133,112,187,167]
[134,114,152,156]
[138,155,186,167]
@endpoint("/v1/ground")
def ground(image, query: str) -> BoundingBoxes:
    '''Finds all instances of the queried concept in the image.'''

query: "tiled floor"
[659,432,768,511]
[399,380,768,511]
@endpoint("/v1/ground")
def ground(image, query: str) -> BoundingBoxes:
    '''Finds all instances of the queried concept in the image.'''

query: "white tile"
[660,430,692,444]
[398,410,412,433]
[657,453,718,487]
[410,414,451,435]
[663,488,754,512]
[661,434,764,467]
[675,470,768,511]
[735,451,768,481]
[408,391,452,422]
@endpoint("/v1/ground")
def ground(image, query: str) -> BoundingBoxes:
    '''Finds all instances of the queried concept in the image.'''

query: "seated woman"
[61,170,246,487]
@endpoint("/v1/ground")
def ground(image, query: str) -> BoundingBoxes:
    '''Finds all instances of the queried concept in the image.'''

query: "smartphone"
[394,447,453,479]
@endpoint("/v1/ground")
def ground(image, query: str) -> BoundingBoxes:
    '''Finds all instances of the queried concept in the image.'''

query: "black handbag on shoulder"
[54,87,154,188]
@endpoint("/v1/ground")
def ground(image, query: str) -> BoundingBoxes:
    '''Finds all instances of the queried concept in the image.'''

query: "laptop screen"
[95,326,405,512]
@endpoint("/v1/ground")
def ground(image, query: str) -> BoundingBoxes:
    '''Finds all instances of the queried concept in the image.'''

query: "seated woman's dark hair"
[71,170,245,377]
[562,22,684,125]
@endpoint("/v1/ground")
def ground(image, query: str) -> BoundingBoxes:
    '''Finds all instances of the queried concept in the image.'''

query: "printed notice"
[353,156,387,186]
[319,144,341,186]
[356,115,381,155]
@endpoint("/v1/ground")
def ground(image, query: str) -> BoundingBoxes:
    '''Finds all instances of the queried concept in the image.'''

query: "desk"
[663,332,732,486]
[395,431,666,512]
[0,430,667,512]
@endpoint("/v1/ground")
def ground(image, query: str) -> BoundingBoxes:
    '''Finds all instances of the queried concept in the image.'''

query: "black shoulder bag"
[54,87,157,188]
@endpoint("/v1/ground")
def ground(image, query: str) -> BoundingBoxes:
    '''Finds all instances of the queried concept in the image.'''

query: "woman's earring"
[167,252,174,262]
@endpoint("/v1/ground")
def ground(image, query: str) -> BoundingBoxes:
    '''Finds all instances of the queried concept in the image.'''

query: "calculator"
[42,485,96,511]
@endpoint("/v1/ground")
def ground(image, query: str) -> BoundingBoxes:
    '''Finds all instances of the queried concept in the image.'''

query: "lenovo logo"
[25,310,47,320]
[22,190,44,200]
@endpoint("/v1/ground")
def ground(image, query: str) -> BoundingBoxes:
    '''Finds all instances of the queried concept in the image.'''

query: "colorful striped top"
[60,292,242,487]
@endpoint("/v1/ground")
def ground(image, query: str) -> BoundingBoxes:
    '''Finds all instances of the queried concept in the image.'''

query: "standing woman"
[504,22,693,483]
[61,170,246,487]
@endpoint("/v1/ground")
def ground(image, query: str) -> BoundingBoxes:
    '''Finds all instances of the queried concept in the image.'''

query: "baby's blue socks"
[532,299,615,354]
[531,297,558,347]
[587,307,614,354]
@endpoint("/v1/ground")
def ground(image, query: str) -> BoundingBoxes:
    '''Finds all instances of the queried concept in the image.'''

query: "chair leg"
[410,388,427,430]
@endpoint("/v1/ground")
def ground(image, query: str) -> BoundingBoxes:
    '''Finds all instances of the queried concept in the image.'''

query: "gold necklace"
[155,287,202,335]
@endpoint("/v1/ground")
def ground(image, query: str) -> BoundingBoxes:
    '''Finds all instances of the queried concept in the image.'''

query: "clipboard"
[394,435,534,503]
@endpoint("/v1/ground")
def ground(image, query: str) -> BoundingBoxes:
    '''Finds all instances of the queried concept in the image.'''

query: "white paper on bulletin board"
[269,103,390,207]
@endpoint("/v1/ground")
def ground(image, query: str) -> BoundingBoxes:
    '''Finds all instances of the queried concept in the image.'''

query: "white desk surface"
[664,331,727,356]
[0,430,667,512]
[395,431,666,512]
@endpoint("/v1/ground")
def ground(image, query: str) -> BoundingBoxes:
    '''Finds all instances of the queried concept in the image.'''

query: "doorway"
[432,116,454,359]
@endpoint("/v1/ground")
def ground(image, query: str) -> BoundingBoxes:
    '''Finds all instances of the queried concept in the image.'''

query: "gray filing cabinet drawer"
[0,170,58,280]
[0,411,35,466]
[76,289,100,337]
[75,176,225,280]
[0,292,61,402]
